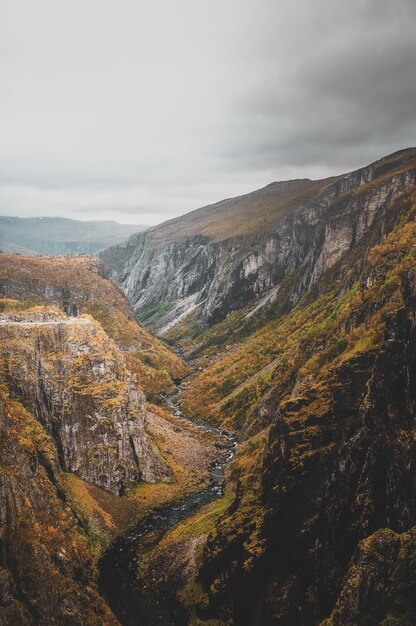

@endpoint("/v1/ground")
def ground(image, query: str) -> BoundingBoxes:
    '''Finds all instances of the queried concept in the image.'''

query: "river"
[98,384,237,626]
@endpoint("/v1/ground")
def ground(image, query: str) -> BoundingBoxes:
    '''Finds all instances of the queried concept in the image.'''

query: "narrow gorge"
[2,148,416,625]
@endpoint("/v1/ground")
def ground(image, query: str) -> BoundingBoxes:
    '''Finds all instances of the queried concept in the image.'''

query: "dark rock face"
[197,268,416,625]
[0,387,119,626]
[322,526,416,626]
[101,153,416,335]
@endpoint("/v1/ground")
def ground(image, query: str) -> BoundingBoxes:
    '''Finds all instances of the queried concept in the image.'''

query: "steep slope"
[3,149,416,625]
[102,148,416,335]
[0,384,118,626]
[165,185,416,624]
[0,216,145,256]
[0,257,219,624]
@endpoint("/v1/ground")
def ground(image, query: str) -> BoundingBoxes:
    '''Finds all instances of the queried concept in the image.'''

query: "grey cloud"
[0,0,415,224]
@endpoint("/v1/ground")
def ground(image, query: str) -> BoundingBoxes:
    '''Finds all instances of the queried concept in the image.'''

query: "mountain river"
[99,383,237,625]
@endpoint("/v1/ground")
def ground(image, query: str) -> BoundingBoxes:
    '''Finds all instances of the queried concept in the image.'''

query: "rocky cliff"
[194,272,416,624]
[102,148,416,336]
[0,254,189,397]
[253,267,416,625]
[3,149,416,625]
[0,384,119,625]
[0,310,169,495]
[0,256,202,625]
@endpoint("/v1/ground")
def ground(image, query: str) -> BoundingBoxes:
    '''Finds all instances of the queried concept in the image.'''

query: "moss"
[139,301,176,323]
[165,493,235,544]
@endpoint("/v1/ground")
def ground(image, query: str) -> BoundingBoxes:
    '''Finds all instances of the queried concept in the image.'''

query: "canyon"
[1,147,416,625]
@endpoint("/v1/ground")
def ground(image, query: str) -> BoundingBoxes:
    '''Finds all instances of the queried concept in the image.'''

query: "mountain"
[0,216,145,256]
[0,254,188,398]
[101,148,416,338]
[99,148,416,625]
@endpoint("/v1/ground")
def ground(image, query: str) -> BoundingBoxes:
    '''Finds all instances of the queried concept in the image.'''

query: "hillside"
[176,204,416,625]
[119,177,332,245]
[0,216,145,256]
[3,148,416,625]
[102,148,416,334]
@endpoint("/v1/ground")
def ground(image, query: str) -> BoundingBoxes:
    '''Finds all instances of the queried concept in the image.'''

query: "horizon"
[2,144,415,227]
[1,1,416,226]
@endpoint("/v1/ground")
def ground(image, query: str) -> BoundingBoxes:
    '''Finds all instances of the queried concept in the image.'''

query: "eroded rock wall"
[0,312,169,495]
[102,155,416,334]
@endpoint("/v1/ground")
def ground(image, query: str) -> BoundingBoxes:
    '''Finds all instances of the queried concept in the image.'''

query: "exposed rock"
[0,386,119,625]
[0,253,189,397]
[0,311,170,495]
[197,266,416,625]
[322,527,416,626]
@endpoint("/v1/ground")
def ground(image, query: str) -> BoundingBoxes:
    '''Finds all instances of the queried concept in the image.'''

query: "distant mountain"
[0,216,146,256]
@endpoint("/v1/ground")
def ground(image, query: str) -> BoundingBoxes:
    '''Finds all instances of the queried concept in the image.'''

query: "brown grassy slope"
[116,147,416,249]
[145,177,331,244]
[0,254,188,396]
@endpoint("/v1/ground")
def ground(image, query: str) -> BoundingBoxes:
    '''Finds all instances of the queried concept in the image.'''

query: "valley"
[1,148,416,625]
[99,385,237,626]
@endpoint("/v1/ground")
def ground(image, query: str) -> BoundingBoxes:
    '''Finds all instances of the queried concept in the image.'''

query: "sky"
[1,0,416,226]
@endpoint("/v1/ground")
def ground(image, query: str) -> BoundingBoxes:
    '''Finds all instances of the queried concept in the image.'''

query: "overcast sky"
[1,0,416,225]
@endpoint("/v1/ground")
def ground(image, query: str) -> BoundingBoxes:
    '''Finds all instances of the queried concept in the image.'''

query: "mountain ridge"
[101,147,416,334]
[0,215,146,256]
[2,147,416,625]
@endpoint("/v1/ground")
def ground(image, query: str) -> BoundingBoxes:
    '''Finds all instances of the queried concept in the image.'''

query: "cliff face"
[0,256,220,625]
[2,149,416,625]
[0,256,185,497]
[0,385,119,626]
[101,149,416,334]
[258,268,416,625]
[0,310,169,495]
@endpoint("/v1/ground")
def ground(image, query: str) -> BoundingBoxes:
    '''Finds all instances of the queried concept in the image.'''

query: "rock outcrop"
[0,254,189,397]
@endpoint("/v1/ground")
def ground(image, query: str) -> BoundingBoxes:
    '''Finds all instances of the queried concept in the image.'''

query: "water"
[99,385,237,626]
